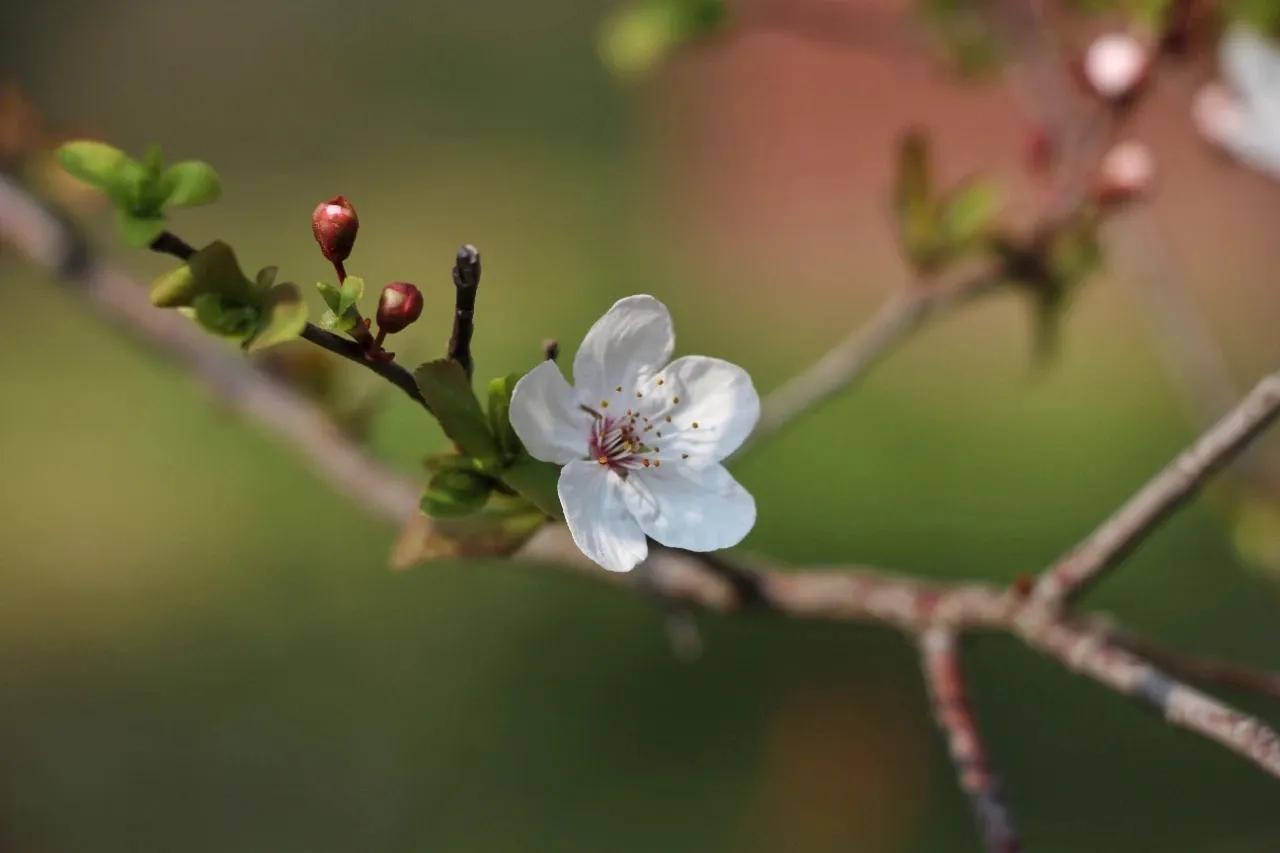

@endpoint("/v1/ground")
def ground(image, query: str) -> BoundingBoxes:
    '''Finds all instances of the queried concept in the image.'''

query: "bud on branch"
[312,196,359,269]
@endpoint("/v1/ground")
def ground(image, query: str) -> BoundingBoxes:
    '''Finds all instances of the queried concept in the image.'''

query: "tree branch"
[6,168,1280,835]
[1016,618,1280,778]
[920,628,1020,853]
[744,276,995,454]
[448,244,480,378]
[1033,369,1280,605]
[144,228,433,414]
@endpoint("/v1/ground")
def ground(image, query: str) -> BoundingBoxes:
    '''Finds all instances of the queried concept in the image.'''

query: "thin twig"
[1033,369,1280,605]
[448,244,481,378]
[1096,625,1280,703]
[145,228,432,413]
[920,628,1020,853]
[744,276,995,454]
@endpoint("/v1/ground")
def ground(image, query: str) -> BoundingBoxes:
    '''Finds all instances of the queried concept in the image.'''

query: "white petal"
[559,460,648,572]
[650,355,759,464]
[572,295,674,403]
[509,361,591,465]
[622,462,756,552]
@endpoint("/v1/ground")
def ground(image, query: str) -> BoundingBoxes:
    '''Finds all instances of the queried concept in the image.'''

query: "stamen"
[681,453,689,459]
[673,396,680,404]
[654,460,661,467]
[615,386,622,392]
[597,456,608,465]
[656,379,664,386]
[642,459,651,467]
[601,400,609,408]
[692,421,699,429]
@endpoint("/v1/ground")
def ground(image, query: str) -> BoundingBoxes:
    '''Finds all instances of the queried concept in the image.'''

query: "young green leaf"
[316,276,364,332]
[192,293,259,339]
[413,359,502,463]
[56,141,141,201]
[487,373,523,460]
[500,455,564,521]
[939,181,1000,250]
[162,160,222,207]
[255,266,278,292]
[421,469,494,518]
[245,283,308,352]
[150,240,256,307]
[117,210,168,249]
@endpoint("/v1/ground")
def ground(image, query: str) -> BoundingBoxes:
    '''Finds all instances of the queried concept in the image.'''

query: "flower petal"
[510,361,591,465]
[559,460,649,572]
[650,355,759,464]
[621,462,755,552]
[572,295,674,403]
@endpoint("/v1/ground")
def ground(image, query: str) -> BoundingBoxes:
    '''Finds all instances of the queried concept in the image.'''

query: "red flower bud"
[376,282,423,334]
[311,196,359,264]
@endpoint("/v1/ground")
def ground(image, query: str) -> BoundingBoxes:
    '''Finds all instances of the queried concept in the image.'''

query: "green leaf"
[421,469,495,518]
[413,359,502,463]
[599,0,728,78]
[161,160,221,207]
[390,492,548,568]
[339,275,364,314]
[894,130,943,270]
[487,373,523,460]
[255,266,278,292]
[316,276,363,332]
[500,455,564,521]
[150,240,256,308]
[116,210,167,249]
[938,181,1000,249]
[56,141,141,201]
[192,293,259,339]
[245,283,308,352]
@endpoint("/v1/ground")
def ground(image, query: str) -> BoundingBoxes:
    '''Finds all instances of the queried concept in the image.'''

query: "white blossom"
[509,295,759,572]
[1194,25,1280,180]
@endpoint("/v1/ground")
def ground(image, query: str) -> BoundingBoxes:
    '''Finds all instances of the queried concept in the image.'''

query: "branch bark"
[1033,369,1280,605]
[920,628,1020,853]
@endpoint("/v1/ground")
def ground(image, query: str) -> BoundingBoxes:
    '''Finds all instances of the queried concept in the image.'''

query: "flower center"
[583,375,702,472]
[587,414,655,472]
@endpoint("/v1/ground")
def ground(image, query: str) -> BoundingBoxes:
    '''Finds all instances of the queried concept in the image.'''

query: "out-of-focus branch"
[920,628,1020,853]
[745,275,995,454]
[0,175,422,523]
[1033,369,1280,605]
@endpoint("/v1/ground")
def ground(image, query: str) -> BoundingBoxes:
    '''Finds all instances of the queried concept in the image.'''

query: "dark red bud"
[376,282,423,334]
[311,196,359,264]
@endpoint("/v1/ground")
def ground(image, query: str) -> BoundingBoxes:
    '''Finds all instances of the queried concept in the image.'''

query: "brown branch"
[920,628,1020,853]
[1016,617,1280,778]
[448,244,480,378]
[1033,369,1280,605]
[145,228,433,414]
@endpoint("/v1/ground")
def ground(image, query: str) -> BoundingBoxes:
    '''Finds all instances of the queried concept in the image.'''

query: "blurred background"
[3,0,1280,849]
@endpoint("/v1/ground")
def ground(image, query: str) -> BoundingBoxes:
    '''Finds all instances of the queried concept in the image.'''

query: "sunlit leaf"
[162,160,222,207]
[244,283,308,352]
[413,359,502,463]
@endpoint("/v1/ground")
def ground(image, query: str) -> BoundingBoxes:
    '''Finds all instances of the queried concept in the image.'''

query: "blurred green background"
[3,1,1280,850]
